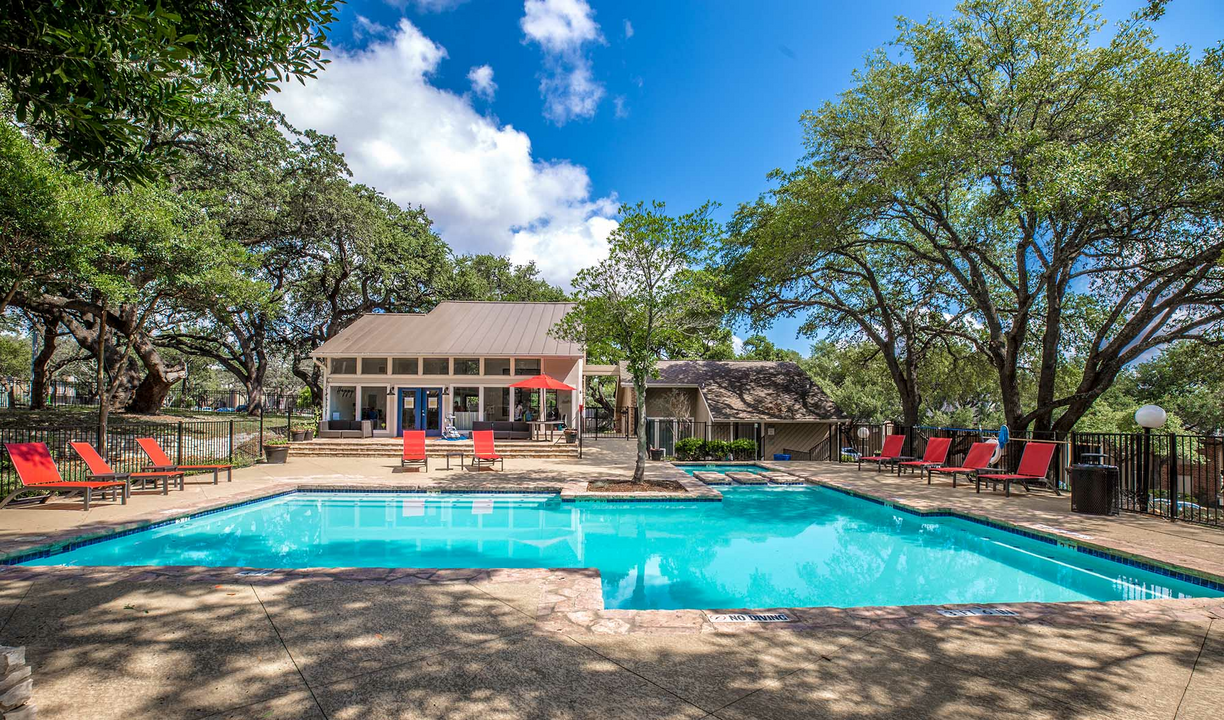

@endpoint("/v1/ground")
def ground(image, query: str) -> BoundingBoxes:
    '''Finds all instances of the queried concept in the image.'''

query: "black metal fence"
[644,420,762,458]
[838,424,1223,528]
[0,415,300,498]
[581,406,636,439]
[1071,432,1222,526]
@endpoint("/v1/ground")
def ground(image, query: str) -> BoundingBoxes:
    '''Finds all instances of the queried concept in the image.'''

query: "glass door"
[421,388,442,435]
[397,389,416,436]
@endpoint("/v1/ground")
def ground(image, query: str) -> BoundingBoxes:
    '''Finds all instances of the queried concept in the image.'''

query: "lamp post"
[857,425,871,456]
[1134,405,1167,514]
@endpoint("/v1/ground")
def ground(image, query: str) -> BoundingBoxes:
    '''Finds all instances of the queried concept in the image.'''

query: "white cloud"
[623,19,634,39]
[732,335,745,355]
[613,95,628,119]
[273,19,616,286]
[520,0,605,124]
[388,0,470,11]
[353,15,391,41]
[467,64,496,100]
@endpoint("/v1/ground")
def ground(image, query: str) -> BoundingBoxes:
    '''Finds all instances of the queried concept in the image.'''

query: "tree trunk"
[97,305,108,456]
[633,376,648,484]
[28,319,58,411]
[123,324,185,413]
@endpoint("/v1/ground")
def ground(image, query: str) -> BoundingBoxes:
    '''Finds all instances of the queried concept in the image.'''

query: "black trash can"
[1069,463,1119,515]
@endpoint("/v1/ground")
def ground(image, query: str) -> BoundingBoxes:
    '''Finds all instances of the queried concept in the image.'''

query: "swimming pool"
[675,463,767,475]
[21,488,1221,610]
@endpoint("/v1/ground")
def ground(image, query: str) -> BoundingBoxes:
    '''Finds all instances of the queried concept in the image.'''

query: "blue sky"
[274,0,1224,353]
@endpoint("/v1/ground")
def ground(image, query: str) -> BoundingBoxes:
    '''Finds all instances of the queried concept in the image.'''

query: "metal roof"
[312,302,582,357]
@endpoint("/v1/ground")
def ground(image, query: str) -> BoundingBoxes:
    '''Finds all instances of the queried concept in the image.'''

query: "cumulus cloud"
[520,0,605,124]
[467,64,496,100]
[623,19,634,39]
[273,19,616,286]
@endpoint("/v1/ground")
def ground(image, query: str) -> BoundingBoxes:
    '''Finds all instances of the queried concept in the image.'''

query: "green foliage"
[723,0,1224,434]
[729,438,757,460]
[449,255,567,302]
[703,440,731,459]
[738,335,801,362]
[0,0,338,181]
[0,333,30,377]
[553,200,725,481]
[673,437,704,461]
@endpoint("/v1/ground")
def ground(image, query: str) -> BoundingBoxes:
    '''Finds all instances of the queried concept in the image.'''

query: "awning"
[509,374,576,391]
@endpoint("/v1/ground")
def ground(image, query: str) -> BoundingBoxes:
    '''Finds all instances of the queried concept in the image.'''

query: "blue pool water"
[22,488,1220,610]
[675,464,767,475]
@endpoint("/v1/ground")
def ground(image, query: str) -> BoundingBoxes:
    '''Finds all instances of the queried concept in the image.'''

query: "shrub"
[674,437,703,461]
[729,439,757,460]
[704,439,731,459]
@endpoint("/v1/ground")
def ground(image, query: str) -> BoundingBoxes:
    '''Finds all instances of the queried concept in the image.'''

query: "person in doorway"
[514,402,524,421]
[524,407,534,423]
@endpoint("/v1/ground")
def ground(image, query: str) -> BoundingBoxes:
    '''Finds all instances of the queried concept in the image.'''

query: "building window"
[483,387,509,421]
[514,358,541,376]
[422,357,449,375]
[484,358,511,376]
[363,388,387,431]
[392,357,418,375]
[328,385,356,421]
[360,357,388,374]
[453,358,480,376]
[330,357,357,374]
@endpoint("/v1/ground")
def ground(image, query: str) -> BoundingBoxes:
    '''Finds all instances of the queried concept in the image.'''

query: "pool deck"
[1,444,1222,718]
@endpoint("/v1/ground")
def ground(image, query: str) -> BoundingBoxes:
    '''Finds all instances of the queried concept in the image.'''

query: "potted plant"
[563,428,578,444]
[264,438,290,464]
[290,423,312,442]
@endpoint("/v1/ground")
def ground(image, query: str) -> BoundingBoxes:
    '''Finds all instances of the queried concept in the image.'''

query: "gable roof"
[631,360,844,421]
[312,302,581,357]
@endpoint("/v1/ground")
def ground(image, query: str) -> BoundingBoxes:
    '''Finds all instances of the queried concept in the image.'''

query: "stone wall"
[0,646,33,719]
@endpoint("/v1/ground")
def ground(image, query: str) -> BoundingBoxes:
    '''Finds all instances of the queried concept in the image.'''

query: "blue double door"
[397,388,443,436]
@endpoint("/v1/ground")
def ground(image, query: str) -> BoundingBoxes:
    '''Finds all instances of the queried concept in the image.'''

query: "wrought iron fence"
[0,416,297,499]
[1071,432,1223,526]
[1,376,304,414]
[643,420,760,458]
[581,406,636,439]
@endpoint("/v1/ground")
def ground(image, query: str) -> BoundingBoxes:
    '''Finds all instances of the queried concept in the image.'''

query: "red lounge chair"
[471,430,504,471]
[1,442,127,511]
[135,437,232,484]
[402,430,428,472]
[70,441,183,495]
[977,441,1060,496]
[897,437,952,479]
[857,435,906,472]
[928,441,995,487]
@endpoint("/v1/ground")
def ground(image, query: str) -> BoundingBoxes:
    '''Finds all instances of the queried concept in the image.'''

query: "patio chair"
[896,437,952,479]
[976,441,1060,496]
[927,441,995,487]
[69,441,183,495]
[135,437,232,484]
[1,442,127,511]
[470,430,504,471]
[857,434,906,472]
[402,430,428,472]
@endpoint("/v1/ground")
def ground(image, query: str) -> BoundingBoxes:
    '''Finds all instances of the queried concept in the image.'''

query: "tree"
[450,255,567,302]
[0,0,337,181]
[553,201,724,484]
[724,176,969,426]
[756,0,1224,434]
[738,334,801,363]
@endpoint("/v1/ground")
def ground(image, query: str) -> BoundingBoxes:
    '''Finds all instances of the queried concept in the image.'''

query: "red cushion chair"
[1,442,127,511]
[977,442,1060,496]
[857,434,906,473]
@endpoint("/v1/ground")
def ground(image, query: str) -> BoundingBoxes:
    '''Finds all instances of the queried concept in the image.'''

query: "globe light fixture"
[856,426,871,439]
[1134,405,1167,430]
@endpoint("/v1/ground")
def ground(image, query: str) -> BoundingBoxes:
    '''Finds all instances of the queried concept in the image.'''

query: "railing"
[1072,432,1223,526]
[581,407,636,439]
[644,419,758,458]
[0,415,296,499]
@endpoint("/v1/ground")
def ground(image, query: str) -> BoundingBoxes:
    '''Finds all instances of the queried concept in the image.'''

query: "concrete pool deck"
[1,444,1223,718]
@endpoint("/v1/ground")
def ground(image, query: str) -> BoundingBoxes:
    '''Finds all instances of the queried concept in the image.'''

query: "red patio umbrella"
[508,374,576,391]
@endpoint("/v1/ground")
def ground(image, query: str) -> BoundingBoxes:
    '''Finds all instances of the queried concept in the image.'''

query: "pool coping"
[1,475,1223,636]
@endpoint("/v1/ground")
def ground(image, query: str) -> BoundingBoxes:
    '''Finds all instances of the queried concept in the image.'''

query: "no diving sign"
[708,613,793,623]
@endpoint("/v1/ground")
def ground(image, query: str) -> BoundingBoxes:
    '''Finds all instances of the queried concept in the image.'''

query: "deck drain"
[708,613,793,623]
[936,607,1018,617]
[235,570,274,577]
